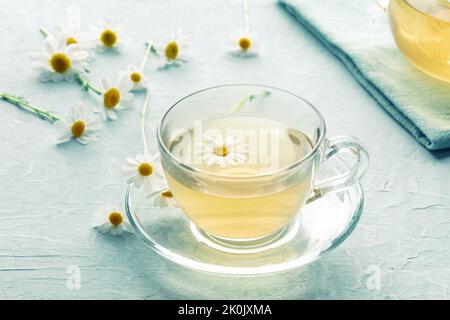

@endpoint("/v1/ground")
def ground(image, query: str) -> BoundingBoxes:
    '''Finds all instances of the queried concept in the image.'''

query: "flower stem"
[232,90,271,112]
[140,90,150,156]
[39,27,50,37]
[139,43,156,156]
[75,73,102,95]
[140,41,157,70]
[0,92,62,123]
[243,0,250,32]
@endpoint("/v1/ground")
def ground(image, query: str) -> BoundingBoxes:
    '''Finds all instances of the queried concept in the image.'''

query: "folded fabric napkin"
[279,0,450,151]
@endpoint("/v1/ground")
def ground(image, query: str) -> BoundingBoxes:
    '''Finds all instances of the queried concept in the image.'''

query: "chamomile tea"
[164,114,314,240]
[389,0,450,81]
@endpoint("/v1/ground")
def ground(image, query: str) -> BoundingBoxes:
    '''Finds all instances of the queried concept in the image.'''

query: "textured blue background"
[0,0,449,299]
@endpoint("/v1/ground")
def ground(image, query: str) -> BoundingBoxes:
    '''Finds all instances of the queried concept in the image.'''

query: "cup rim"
[156,84,327,179]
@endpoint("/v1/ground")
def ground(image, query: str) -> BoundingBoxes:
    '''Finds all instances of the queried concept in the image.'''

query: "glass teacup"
[157,85,368,244]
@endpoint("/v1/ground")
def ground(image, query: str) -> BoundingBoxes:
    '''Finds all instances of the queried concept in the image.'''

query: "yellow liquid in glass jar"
[389,0,450,82]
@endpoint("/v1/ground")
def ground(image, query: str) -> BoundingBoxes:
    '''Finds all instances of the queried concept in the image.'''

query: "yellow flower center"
[138,162,153,177]
[108,211,123,226]
[161,190,173,198]
[238,37,251,51]
[165,41,179,60]
[49,53,71,73]
[130,72,142,83]
[214,145,229,157]
[71,120,86,138]
[103,88,121,109]
[66,37,78,46]
[100,29,118,48]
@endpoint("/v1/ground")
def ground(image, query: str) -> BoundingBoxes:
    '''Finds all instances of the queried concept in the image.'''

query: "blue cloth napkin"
[279,0,450,151]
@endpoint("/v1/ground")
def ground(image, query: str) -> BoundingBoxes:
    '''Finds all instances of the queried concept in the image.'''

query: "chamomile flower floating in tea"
[92,20,125,52]
[123,154,165,195]
[98,75,134,120]
[156,30,190,69]
[148,189,178,208]
[54,103,101,145]
[30,37,89,83]
[93,205,133,236]
[195,135,248,168]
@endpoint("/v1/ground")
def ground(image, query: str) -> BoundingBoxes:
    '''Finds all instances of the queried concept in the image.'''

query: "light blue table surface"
[1,0,449,299]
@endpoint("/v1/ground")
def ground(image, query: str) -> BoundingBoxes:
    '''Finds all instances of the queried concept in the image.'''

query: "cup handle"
[306,136,369,204]
[376,0,389,11]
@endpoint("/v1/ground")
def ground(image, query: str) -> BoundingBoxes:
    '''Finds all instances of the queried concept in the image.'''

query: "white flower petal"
[110,225,124,236]
[100,77,110,91]
[51,73,64,82]
[64,71,75,83]
[136,154,145,163]
[98,223,112,234]
[39,71,53,82]
[106,109,117,121]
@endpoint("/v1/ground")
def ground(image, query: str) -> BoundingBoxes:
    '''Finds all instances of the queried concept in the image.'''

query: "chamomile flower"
[195,134,248,168]
[30,37,89,82]
[54,103,101,144]
[93,205,133,236]
[157,30,190,69]
[98,75,133,121]
[53,22,95,55]
[125,65,149,92]
[229,30,260,57]
[92,20,125,52]
[122,153,165,195]
[148,189,178,208]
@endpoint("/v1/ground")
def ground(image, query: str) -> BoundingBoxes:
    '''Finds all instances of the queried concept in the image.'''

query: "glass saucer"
[125,182,364,276]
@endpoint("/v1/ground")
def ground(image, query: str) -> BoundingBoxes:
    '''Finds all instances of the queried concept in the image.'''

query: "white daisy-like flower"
[30,36,89,83]
[52,8,95,54]
[54,103,101,145]
[125,65,149,92]
[98,74,133,121]
[122,153,165,195]
[195,134,248,168]
[91,20,125,52]
[148,189,178,208]
[229,30,260,57]
[157,30,190,69]
[93,205,133,236]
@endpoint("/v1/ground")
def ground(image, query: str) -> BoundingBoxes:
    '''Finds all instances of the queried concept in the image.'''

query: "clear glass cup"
[157,84,369,246]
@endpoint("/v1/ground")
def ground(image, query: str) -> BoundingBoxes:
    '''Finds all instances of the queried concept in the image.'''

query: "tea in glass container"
[387,0,450,82]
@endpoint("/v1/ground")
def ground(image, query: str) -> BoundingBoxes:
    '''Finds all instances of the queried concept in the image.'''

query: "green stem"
[140,41,157,70]
[232,90,271,112]
[0,92,62,123]
[243,0,250,32]
[75,73,102,95]
[140,90,151,156]
[39,27,50,37]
